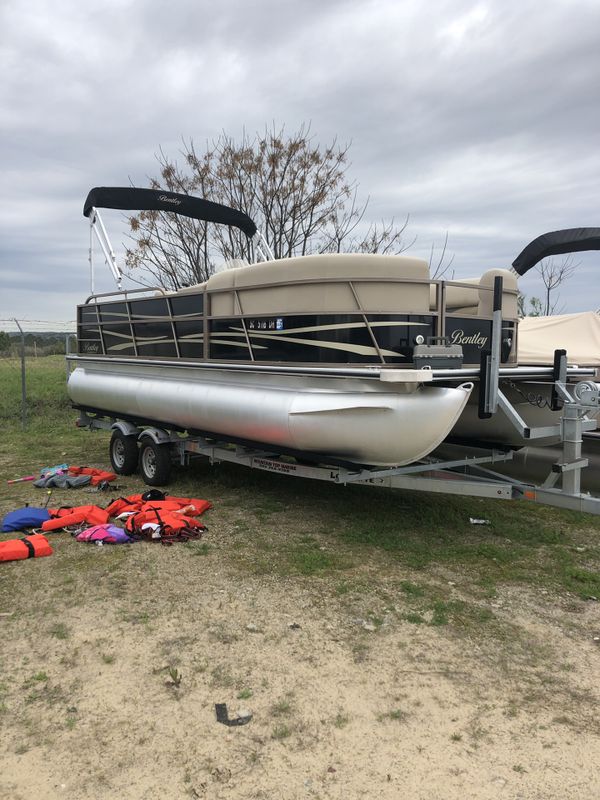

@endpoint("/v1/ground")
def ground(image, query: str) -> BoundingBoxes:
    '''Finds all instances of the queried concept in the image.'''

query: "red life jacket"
[165,497,212,515]
[42,505,110,532]
[68,466,117,486]
[104,495,144,517]
[124,507,206,542]
[106,496,212,519]
[0,534,53,562]
[137,500,211,516]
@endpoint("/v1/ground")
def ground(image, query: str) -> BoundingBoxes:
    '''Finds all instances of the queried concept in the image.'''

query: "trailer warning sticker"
[253,458,298,474]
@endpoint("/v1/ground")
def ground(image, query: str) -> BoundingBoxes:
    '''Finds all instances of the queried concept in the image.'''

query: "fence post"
[13,318,26,429]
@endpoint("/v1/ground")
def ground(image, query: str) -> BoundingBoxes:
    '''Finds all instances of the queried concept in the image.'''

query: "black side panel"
[174,320,204,358]
[78,293,207,360]
[171,294,204,358]
[77,305,103,355]
[99,302,135,356]
[370,315,434,361]
[208,314,435,364]
[170,294,203,317]
[445,318,516,365]
[129,298,170,318]
[209,319,250,359]
[126,297,175,357]
[103,324,136,356]
[131,322,177,357]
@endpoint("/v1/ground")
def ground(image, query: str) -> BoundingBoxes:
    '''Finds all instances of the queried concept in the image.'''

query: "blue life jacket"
[1,507,52,532]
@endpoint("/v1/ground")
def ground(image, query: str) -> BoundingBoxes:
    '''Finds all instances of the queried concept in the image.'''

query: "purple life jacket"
[75,524,132,544]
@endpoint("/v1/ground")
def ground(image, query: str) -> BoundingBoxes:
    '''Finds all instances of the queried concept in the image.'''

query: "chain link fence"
[0,319,76,428]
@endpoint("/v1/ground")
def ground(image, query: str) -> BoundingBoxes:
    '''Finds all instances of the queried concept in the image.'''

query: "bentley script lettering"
[449,330,488,349]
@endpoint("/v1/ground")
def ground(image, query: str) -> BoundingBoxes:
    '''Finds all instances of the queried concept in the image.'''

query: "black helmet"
[141,489,166,502]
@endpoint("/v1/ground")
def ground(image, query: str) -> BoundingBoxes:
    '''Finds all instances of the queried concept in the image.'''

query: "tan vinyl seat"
[430,269,518,317]
[164,281,208,296]
[429,278,480,313]
[206,253,431,316]
[477,269,518,317]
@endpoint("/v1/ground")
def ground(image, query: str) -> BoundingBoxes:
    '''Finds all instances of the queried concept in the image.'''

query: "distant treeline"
[0,331,74,357]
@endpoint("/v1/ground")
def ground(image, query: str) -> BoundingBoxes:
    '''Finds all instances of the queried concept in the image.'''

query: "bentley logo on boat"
[158,194,182,205]
[449,330,488,349]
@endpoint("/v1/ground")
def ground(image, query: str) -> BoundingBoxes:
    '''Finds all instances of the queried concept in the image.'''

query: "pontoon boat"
[67,188,600,469]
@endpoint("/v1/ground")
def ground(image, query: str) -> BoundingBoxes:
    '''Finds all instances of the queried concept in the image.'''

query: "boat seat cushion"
[430,269,518,317]
[207,253,431,316]
[429,278,480,313]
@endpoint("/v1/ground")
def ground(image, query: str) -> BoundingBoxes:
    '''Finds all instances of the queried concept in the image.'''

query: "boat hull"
[67,360,473,466]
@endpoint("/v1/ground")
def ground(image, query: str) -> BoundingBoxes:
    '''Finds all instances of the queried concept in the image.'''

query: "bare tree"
[428,231,455,280]
[535,255,577,316]
[125,125,414,290]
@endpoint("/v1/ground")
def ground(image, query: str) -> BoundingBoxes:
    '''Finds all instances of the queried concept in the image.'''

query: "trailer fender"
[111,420,140,438]
[139,427,173,446]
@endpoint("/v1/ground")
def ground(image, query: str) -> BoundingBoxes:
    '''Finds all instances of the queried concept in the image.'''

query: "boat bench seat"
[164,281,207,296]
[430,269,518,318]
[206,253,432,316]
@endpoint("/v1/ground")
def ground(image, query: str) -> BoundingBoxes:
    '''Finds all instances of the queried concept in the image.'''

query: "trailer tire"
[139,439,171,486]
[109,431,139,475]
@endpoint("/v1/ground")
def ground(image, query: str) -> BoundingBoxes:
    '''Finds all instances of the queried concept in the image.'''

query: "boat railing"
[76,271,518,365]
[82,273,518,323]
[84,286,169,304]
[203,273,516,311]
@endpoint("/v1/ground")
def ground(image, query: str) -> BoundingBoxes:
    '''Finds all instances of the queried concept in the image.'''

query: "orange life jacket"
[42,505,110,532]
[106,496,212,519]
[165,497,213,514]
[68,466,117,486]
[124,508,206,542]
[104,495,144,517]
[0,534,53,562]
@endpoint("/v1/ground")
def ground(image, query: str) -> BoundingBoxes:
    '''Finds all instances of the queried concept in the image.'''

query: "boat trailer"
[76,368,600,515]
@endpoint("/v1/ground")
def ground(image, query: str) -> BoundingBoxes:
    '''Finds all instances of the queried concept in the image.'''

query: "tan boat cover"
[518,311,600,366]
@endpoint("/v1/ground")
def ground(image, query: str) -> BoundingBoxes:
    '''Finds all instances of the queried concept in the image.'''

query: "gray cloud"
[1,0,599,325]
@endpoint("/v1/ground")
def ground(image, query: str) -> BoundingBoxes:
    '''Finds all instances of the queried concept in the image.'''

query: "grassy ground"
[1,357,599,799]
[2,356,599,602]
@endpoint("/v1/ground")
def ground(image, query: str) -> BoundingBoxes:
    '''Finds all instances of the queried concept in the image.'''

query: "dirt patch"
[1,522,599,800]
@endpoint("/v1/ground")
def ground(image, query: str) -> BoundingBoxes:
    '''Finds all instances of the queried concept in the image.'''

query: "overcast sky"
[1,0,599,329]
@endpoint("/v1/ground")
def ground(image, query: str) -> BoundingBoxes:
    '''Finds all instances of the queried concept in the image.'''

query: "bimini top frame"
[83,186,273,293]
[83,187,258,236]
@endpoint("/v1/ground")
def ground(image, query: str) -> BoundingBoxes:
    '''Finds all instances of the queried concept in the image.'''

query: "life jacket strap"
[19,537,35,558]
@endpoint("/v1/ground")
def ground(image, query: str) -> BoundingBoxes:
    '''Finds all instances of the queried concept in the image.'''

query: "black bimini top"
[512,227,600,275]
[83,187,257,238]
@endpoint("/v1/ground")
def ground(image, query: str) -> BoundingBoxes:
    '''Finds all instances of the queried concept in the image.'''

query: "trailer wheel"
[109,431,139,475]
[139,439,171,486]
